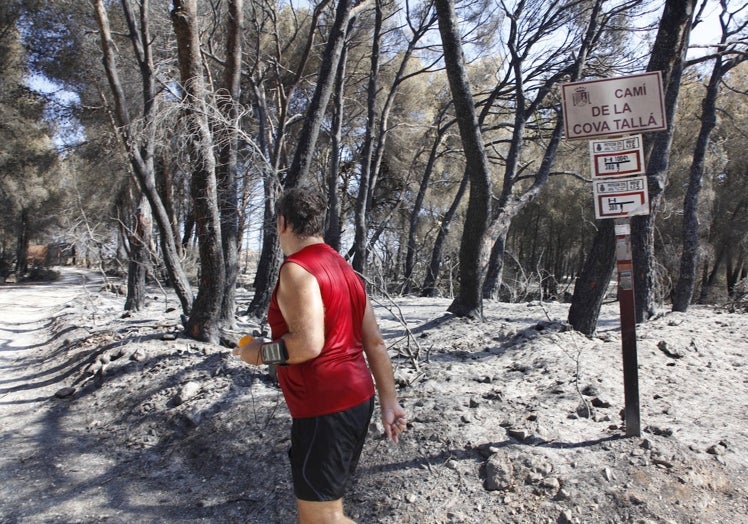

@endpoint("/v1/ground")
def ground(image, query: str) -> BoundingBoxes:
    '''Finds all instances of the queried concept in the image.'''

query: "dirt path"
[0,270,205,523]
[0,268,103,425]
[0,270,125,523]
[0,268,100,386]
[0,269,296,524]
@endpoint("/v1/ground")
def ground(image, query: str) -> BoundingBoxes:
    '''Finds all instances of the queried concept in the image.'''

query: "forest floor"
[0,267,746,524]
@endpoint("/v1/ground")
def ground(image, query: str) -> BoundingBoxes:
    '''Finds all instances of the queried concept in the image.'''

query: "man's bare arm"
[361,298,407,443]
[275,262,326,364]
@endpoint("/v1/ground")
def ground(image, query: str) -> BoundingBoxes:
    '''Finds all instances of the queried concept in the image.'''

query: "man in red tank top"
[233,188,407,523]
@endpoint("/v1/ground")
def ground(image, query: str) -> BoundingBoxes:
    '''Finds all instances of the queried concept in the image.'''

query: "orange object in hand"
[238,335,254,347]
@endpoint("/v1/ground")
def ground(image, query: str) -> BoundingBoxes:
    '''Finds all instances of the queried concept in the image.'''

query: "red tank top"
[268,243,375,418]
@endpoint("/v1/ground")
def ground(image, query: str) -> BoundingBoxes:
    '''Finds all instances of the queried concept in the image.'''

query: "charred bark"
[568,220,616,335]
[172,0,225,343]
[421,172,469,298]
[632,0,696,321]
[435,0,492,319]
[125,194,151,312]
[216,0,243,329]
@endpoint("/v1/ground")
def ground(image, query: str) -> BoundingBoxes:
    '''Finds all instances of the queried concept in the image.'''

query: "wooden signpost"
[614,220,641,437]
[561,72,667,438]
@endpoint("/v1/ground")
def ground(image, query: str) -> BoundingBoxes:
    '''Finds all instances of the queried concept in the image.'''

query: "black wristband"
[261,340,288,365]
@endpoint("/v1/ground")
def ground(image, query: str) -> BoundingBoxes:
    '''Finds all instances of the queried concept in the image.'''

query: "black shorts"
[289,397,375,502]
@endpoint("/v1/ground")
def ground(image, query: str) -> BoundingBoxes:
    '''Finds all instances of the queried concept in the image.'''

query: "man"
[233,187,407,523]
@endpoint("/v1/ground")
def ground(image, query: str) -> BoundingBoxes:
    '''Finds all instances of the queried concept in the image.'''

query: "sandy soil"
[0,268,746,523]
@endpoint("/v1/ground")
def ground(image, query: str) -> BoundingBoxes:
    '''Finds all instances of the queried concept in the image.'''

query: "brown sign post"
[561,72,667,439]
[614,219,641,437]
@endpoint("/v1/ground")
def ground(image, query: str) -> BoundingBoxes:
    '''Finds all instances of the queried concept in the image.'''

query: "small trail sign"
[593,176,649,219]
[590,134,645,177]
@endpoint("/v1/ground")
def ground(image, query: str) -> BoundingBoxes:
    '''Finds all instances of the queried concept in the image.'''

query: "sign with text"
[562,72,666,139]
[590,134,645,177]
[593,176,650,219]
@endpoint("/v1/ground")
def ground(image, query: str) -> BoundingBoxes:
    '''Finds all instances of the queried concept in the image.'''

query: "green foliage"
[0,12,66,259]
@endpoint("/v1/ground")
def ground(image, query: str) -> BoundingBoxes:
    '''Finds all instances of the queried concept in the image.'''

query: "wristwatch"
[261,340,288,365]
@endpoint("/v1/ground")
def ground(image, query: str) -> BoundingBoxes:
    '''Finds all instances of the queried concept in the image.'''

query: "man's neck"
[286,236,324,256]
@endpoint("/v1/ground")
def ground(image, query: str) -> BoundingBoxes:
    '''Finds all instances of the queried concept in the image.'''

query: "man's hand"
[381,400,407,444]
[232,336,265,365]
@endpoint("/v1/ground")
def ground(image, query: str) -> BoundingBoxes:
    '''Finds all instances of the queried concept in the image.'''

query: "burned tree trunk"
[172,0,225,343]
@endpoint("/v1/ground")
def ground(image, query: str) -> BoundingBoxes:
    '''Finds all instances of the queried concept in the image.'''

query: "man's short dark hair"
[277,187,327,238]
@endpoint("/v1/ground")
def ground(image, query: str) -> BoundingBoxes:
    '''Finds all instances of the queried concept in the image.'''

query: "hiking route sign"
[589,134,645,178]
[593,176,649,219]
[561,72,666,140]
